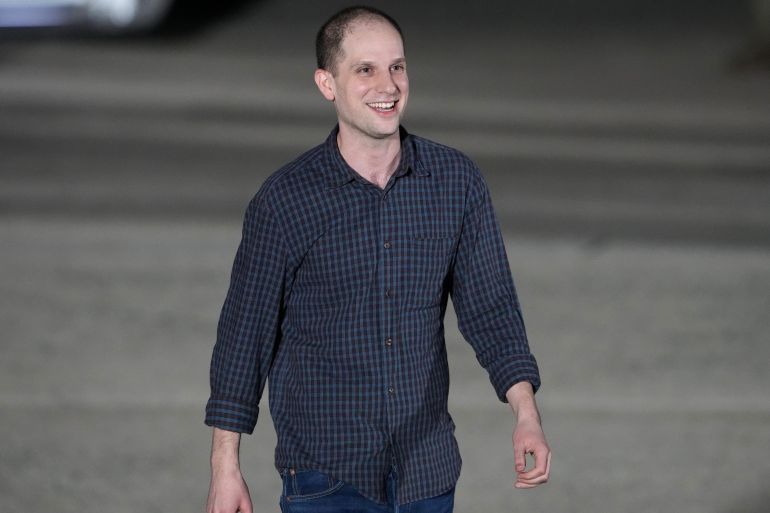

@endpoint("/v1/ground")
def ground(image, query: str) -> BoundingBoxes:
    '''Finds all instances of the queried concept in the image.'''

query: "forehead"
[339,18,404,60]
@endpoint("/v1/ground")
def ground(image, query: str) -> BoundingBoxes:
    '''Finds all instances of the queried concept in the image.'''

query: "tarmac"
[1,1,769,512]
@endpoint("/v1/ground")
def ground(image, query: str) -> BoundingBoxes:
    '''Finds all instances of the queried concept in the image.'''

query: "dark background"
[1,1,769,512]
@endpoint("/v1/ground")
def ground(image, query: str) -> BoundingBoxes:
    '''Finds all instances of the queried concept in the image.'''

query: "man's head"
[314,6,409,142]
[316,6,404,76]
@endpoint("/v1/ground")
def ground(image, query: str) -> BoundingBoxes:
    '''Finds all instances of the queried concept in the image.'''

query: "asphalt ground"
[2,219,769,512]
[1,1,769,512]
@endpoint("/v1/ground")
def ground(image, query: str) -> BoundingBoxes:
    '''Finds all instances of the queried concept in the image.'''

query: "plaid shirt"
[205,125,540,504]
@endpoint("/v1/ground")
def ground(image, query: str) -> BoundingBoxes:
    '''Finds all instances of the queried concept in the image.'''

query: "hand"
[206,467,253,513]
[512,416,551,489]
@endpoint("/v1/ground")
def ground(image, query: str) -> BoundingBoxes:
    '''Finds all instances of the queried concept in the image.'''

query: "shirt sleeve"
[449,169,541,402]
[205,193,288,433]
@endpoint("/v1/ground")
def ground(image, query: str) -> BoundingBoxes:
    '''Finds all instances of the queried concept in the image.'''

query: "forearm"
[207,427,253,513]
[505,381,541,423]
[210,427,242,473]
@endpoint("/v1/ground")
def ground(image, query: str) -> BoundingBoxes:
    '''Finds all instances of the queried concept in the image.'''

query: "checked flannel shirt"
[205,125,540,504]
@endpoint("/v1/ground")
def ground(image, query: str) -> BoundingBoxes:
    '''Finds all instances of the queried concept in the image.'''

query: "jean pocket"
[283,468,345,502]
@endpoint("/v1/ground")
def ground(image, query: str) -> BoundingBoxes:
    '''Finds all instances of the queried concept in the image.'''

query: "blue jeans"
[278,466,455,513]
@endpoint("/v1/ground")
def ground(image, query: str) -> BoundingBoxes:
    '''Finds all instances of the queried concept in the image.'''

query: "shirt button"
[385,289,392,298]
[385,337,393,346]
[383,241,391,249]
[388,386,395,395]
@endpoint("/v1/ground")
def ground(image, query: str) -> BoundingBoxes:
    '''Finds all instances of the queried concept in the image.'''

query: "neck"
[336,125,402,183]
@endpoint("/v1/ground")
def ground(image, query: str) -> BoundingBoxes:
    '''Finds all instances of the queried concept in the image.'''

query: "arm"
[449,167,549,487]
[450,168,540,400]
[205,193,289,510]
[506,381,551,488]
[205,194,288,434]
[207,427,252,513]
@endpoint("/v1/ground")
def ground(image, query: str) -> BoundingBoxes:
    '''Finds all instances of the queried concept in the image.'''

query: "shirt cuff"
[487,354,541,402]
[204,396,259,434]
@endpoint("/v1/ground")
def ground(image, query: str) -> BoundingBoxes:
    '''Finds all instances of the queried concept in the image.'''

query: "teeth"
[369,101,395,109]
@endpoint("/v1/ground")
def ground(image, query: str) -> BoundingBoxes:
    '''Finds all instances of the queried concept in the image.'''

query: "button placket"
[380,192,398,404]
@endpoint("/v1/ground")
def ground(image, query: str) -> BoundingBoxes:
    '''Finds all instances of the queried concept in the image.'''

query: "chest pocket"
[401,233,457,309]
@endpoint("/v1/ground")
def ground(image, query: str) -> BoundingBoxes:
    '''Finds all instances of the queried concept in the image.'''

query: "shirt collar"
[324,124,430,188]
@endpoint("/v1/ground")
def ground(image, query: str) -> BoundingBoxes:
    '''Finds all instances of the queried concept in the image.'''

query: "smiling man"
[205,6,550,513]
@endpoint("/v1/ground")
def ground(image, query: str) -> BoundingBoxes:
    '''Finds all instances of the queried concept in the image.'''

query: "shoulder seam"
[257,144,325,199]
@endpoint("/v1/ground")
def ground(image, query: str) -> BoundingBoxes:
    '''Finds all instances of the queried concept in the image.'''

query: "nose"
[376,71,398,95]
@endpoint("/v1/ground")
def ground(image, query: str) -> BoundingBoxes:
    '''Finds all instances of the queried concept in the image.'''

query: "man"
[206,6,550,513]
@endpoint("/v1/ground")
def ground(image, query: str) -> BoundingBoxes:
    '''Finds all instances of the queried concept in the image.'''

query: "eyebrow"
[350,58,406,69]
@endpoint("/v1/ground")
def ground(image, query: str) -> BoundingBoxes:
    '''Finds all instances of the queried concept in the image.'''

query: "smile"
[367,100,397,112]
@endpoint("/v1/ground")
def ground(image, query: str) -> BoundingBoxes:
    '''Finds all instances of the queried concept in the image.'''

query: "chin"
[374,122,401,138]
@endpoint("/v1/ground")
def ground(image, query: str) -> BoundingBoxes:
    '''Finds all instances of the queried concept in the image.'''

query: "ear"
[314,68,336,102]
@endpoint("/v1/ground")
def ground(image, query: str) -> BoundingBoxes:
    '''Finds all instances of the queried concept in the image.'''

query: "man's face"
[317,19,409,141]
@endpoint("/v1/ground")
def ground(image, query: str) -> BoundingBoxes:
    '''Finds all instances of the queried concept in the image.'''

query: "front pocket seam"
[287,480,345,502]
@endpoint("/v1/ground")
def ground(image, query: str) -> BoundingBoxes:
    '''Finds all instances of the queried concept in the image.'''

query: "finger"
[518,446,550,480]
[517,466,549,484]
[516,473,549,486]
[517,452,551,486]
[514,442,527,473]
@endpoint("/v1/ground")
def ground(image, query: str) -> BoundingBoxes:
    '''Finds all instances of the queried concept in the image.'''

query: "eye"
[357,66,372,74]
[391,63,406,72]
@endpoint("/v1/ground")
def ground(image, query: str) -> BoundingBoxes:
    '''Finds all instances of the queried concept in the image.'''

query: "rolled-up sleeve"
[205,192,287,433]
[450,170,540,402]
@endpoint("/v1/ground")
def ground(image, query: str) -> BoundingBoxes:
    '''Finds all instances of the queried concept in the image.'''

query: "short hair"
[316,6,404,74]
